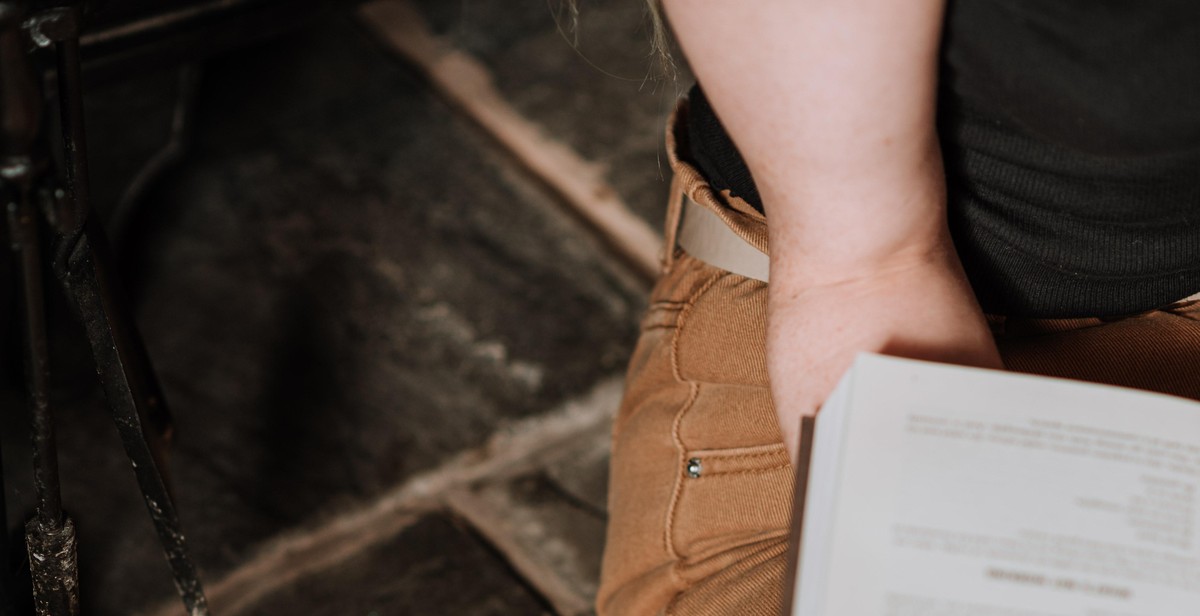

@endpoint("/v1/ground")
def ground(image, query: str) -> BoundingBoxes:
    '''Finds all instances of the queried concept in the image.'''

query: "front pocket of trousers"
[671,444,794,564]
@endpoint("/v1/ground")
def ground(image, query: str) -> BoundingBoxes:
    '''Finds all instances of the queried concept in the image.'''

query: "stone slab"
[1,9,640,615]
[413,0,694,227]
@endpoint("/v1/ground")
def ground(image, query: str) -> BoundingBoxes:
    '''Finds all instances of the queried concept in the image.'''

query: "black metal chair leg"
[3,12,80,615]
[48,8,176,477]
[0,437,10,616]
[34,6,207,613]
[52,219,209,616]
[3,0,207,612]
[11,190,80,616]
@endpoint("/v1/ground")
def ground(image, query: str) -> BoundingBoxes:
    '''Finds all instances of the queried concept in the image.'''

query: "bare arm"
[662,0,1001,460]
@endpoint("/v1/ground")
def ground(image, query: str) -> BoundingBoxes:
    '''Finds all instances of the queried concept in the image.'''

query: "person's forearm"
[661,0,950,290]
[662,0,999,458]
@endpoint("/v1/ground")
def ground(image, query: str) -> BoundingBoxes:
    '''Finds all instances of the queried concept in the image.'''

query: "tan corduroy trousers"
[596,102,1200,616]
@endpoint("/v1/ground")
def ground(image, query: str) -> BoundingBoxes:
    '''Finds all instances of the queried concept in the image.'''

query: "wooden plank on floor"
[136,378,623,616]
[357,0,662,282]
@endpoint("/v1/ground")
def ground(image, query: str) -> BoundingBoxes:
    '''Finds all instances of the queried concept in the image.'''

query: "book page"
[799,355,1200,616]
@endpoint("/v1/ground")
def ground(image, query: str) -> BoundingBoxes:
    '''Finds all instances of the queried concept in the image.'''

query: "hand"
[768,245,1002,462]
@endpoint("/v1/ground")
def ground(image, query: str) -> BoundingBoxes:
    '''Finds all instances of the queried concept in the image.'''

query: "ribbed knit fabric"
[942,98,1200,317]
[682,0,1200,318]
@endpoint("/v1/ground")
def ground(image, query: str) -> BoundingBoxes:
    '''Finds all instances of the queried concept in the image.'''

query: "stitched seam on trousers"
[668,271,725,385]
[664,382,698,567]
[662,535,791,615]
[687,443,786,458]
[996,310,1182,338]
[702,464,792,478]
[664,271,726,589]
[696,450,785,462]
[1169,307,1200,322]
[674,530,792,573]
[996,321,1114,339]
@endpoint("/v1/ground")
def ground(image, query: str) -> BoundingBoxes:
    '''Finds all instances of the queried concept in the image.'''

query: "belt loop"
[662,172,685,272]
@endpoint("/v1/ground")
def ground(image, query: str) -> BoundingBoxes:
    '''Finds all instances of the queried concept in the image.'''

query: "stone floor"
[0,1,689,614]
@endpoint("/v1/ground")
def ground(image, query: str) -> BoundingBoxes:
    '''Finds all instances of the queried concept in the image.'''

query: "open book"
[787,354,1200,616]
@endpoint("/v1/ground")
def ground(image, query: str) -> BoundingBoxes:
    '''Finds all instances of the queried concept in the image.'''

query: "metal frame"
[2,3,210,614]
[2,1,346,611]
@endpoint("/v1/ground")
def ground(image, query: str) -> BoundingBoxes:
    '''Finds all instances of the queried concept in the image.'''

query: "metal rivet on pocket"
[685,458,702,478]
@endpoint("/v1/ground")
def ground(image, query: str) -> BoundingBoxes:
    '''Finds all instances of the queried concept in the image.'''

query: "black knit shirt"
[685,0,1200,318]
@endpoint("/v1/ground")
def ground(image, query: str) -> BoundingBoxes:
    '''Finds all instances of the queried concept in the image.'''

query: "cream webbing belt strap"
[677,197,770,283]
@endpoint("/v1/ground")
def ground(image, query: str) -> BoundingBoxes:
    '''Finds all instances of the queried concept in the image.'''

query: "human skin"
[660,0,1003,462]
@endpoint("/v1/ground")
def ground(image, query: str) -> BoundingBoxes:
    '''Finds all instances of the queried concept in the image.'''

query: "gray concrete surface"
[1,2,680,614]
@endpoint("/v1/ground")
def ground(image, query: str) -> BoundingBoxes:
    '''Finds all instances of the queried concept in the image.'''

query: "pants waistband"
[676,196,770,283]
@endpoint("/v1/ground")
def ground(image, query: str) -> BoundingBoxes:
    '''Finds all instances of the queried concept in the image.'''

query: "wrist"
[770,230,959,297]
[760,171,951,291]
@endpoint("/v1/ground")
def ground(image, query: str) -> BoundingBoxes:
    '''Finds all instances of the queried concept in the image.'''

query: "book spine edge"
[780,414,818,616]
